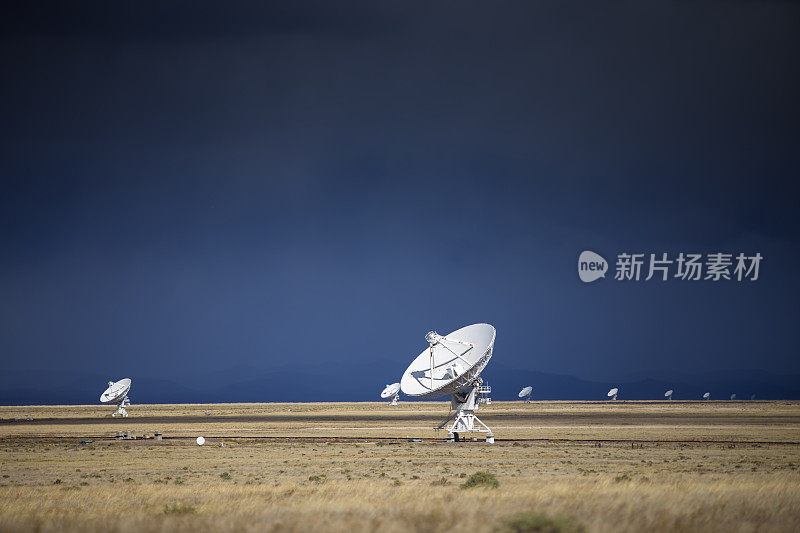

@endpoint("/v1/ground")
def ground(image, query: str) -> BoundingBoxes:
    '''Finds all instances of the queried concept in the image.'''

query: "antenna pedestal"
[390,394,398,406]
[438,383,493,443]
[112,396,130,418]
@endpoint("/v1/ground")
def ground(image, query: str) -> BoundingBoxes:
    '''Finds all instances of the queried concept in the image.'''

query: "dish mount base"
[437,382,494,443]
[112,396,130,418]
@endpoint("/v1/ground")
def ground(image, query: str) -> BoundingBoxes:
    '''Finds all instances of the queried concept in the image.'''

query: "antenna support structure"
[478,382,492,405]
[437,378,494,443]
[115,397,130,417]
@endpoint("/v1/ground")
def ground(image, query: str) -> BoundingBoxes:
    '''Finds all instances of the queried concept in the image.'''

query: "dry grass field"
[1,401,799,532]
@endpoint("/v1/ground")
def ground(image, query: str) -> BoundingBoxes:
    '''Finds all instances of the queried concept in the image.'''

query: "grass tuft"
[461,471,499,489]
[501,511,585,533]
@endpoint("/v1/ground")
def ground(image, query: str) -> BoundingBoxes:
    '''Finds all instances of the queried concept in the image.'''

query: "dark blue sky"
[1,2,799,398]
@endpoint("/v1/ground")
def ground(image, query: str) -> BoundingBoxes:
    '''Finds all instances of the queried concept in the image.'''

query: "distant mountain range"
[1,361,798,405]
[480,364,800,402]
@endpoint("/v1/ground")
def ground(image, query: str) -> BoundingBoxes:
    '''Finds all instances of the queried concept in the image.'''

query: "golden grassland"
[1,401,800,532]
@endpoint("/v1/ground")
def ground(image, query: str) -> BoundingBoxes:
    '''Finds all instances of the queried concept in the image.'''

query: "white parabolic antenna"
[665,389,673,400]
[400,323,496,442]
[381,382,401,406]
[730,393,736,400]
[703,392,711,400]
[100,378,132,418]
[196,436,205,446]
[519,386,533,402]
[607,387,619,401]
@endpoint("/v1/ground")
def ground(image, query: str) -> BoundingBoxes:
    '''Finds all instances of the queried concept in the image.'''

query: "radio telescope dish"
[196,436,205,446]
[100,378,132,417]
[607,387,618,401]
[518,386,533,403]
[400,323,496,442]
[401,324,495,399]
[730,393,736,400]
[381,382,401,406]
[702,392,711,400]
[665,389,673,400]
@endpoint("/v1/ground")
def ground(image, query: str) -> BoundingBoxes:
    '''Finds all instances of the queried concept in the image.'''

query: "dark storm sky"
[1,1,799,392]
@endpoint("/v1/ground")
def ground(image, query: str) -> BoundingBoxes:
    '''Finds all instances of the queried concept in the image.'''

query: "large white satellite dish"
[607,387,618,401]
[400,323,496,442]
[702,392,711,400]
[100,378,132,417]
[380,382,401,406]
[664,389,673,400]
[730,393,736,400]
[518,386,533,403]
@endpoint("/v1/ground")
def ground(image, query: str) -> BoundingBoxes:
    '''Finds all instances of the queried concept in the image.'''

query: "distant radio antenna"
[702,392,710,400]
[730,393,736,401]
[518,386,533,403]
[664,389,673,400]
[380,383,401,406]
[607,387,619,401]
[100,378,132,417]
